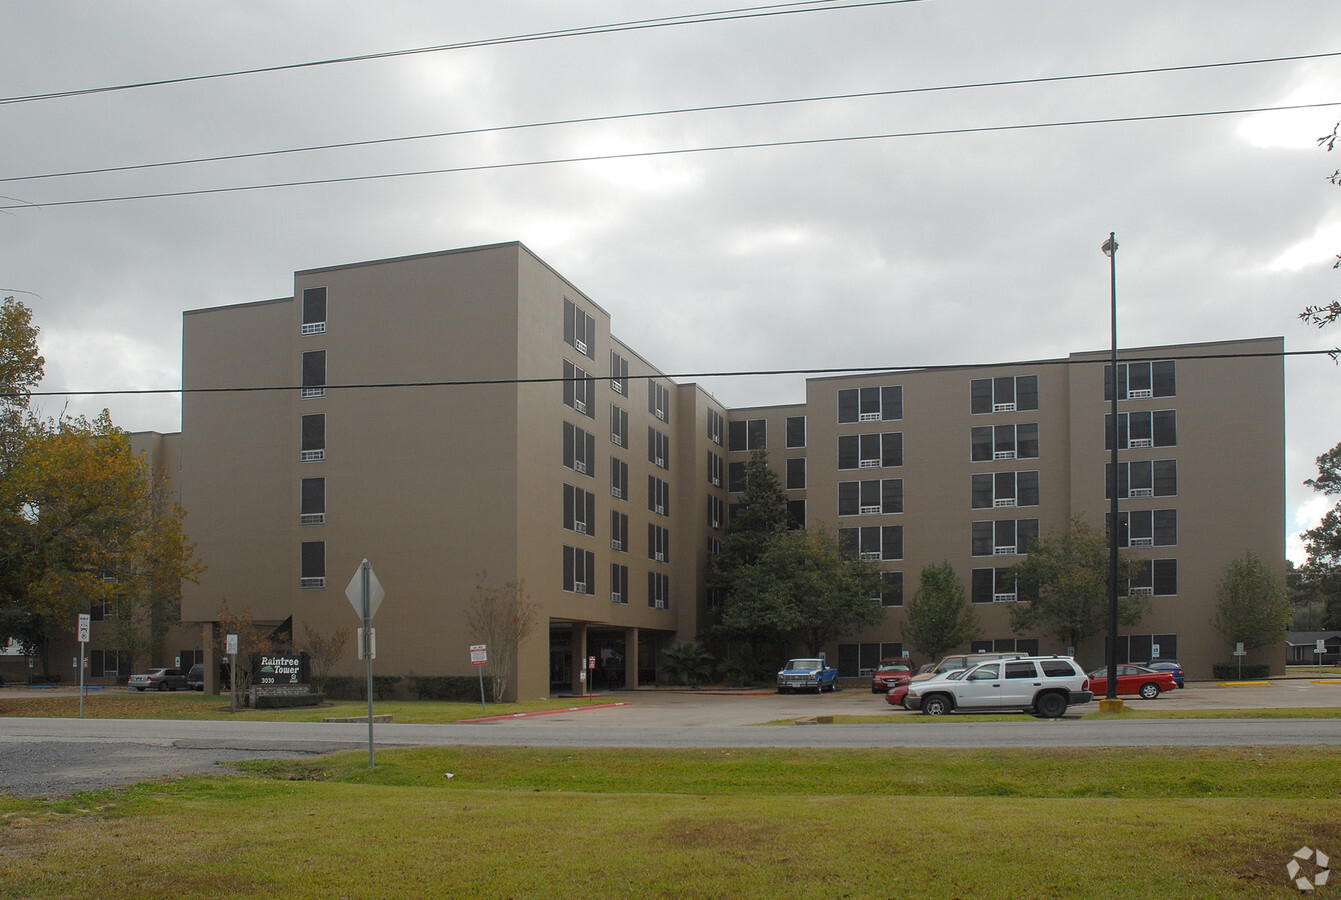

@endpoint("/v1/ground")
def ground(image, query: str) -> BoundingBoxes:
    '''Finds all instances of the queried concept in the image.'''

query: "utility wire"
[6,50,1338,185]
[3,100,1337,212]
[15,347,1333,399]
[0,0,921,106]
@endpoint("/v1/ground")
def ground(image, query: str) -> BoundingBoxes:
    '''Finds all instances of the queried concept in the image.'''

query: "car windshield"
[786,659,821,670]
[945,670,967,681]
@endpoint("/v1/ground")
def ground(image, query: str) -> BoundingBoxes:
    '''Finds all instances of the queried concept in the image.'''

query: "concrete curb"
[459,701,627,723]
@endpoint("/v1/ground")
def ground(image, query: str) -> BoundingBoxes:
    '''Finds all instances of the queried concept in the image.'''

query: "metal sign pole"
[362,560,375,768]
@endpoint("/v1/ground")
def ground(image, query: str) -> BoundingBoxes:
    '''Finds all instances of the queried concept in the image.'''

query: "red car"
[885,679,912,708]
[1085,664,1177,699]
[871,659,915,694]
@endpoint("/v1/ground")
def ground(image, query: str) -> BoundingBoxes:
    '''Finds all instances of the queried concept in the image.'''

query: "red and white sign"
[588,656,596,670]
[470,644,488,666]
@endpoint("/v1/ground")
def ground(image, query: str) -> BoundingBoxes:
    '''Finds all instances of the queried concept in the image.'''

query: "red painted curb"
[459,701,627,723]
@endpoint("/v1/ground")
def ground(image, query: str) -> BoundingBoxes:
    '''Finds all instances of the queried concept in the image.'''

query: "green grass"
[790,706,1341,725]
[3,746,1340,898]
[0,691,616,722]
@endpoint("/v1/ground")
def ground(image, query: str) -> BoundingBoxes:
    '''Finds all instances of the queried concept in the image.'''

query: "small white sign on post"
[470,644,488,666]
[76,614,90,718]
[226,634,239,655]
[77,614,90,644]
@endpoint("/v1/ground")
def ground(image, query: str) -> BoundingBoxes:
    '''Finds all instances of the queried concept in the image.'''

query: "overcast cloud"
[2,1,1339,562]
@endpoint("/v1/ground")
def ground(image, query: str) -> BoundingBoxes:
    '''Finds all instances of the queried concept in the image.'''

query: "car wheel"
[1035,692,1067,718]
[156,681,168,691]
[921,694,951,716]
[1139,682,1161,700]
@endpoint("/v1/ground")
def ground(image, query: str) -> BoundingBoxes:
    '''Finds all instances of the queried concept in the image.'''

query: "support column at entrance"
[570,623,588,696]
[624,627,639,690]
[201,622,217,694]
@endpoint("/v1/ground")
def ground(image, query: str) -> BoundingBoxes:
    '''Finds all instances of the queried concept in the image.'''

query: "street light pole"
[1101,232,1122,709]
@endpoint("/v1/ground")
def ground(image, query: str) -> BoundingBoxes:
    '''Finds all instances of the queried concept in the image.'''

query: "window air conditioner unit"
[300,513,326,526]
[1130,488,1154,498]
[574,460,586,474]
[302,322,327,335]
[1130,586,1154,596]
[611,539,622,550]
[994,450,1016,460]
[301,450,325,462]
[611,593,623,604]
[860,506,880,515]
[711,519,720,529]
[993,593,1016,602]
[655,505,664,515]
[300,577,326,590]
[575,339,587,354]
[994,402,1016,413]
[655,552,665,562]
[859,412,880,422]
[612,433,623,446]
[994,546,1016,555]
[860,551,881,562]
[994,498,1017,508]
[654,598,666,609]
[859,459,879,468]
[1129,438,1153,448]
[574,522,587,534]
[301,387,325,399]
[573,400,586,414]
[655,457,665,467]
[1130,537,1154,547]
[573,582,585,594]
[1128,388,1152,399]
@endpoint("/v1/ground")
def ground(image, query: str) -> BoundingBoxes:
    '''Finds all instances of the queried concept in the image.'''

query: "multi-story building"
[147,242,1284,698]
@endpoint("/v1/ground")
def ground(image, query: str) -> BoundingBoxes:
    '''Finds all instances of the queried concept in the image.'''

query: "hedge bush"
[1211,663,1272,680]
[255,692,326,709]
[405,674,494,702]
[321,675,402,700]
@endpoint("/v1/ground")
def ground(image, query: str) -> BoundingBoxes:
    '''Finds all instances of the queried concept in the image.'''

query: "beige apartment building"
[142,242,1284,698]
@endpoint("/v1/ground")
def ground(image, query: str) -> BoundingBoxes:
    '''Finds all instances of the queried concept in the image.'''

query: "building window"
[707,408,724,446]
[708,537,722,556]
[839,525,902,561]
[837,479,903,516]
[878,571,904,607]
[838,386,902,423]
[708,451,723,487]
[786,416,807,448]
[300,541,325,589]
[971,519,1039,556]
[788,499,806,529]
[648,571,670,609]
[301,287,327,335]
[1109,510,1177,548]
[970,423,1039,462]
[786,457,806,490]
[1110,633,1178,664]
[301,414,326,462]
[728,418,767,451]
[562,360,596,418]
[300,477,326,525]
[648,476,670,516]
[648,524,669,563]
[562,546,595,595]
[1107,460,1177,499]
[971,567,1020,603]
[610,511,628,552]
[648,427,669,469]
[562,422,595,477]
[611,564,629,604]
[91,649,131,677]
[648,379,670,423]
[708,495,724,530]
[301,350,326,399]
[563,484,596,536]
[970,375,1038,414]
[838,432,902,470]
[728,461,747,493]
[563,298,596,360]
[837,642,907,678]
[1105,360,1176,400]
[971,471,1039,509]
[610,404,628,448]
[610,457,628,500]
[610,351,629,395]
[1106,411,1177,450]
[1130,558,1178,596]
[971,638,1041,655]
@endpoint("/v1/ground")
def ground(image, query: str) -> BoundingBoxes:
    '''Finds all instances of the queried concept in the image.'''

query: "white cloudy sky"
[2,0,1340,562]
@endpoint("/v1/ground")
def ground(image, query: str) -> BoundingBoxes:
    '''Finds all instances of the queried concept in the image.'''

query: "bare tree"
[466,573,538,702]
[214,601,277,696]
[296,622,351,691]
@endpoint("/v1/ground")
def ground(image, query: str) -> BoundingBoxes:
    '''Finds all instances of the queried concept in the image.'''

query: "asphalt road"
[1,679,1339,797]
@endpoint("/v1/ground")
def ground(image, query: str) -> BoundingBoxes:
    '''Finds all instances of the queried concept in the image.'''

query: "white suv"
[904,656,1093,718]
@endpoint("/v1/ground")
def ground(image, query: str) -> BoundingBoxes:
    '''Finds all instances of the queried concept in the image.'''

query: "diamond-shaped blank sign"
[345,560,385,620]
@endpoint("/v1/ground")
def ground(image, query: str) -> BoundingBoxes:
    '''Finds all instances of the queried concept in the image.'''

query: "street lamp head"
[1101,234,1118,258]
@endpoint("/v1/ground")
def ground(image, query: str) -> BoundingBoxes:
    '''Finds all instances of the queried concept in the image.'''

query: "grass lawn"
[2,745,1339,898]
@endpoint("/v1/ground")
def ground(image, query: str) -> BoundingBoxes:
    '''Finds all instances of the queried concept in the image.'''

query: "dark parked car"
[187,663,205,691]
[128,667,188,692]
[1139,658,1185,688]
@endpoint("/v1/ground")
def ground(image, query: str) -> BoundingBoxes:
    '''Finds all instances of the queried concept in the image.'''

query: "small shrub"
[255,692,325,709]
[320,675,403,700]
[406,674,493,702]
[1212,663,1272,680]
[30,673,62,685]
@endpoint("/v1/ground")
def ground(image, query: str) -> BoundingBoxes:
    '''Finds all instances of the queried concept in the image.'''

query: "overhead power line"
[2,100,1337,212]
[0,0,922,106]
[14,347,1333,399]
[6,50,1338,186]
